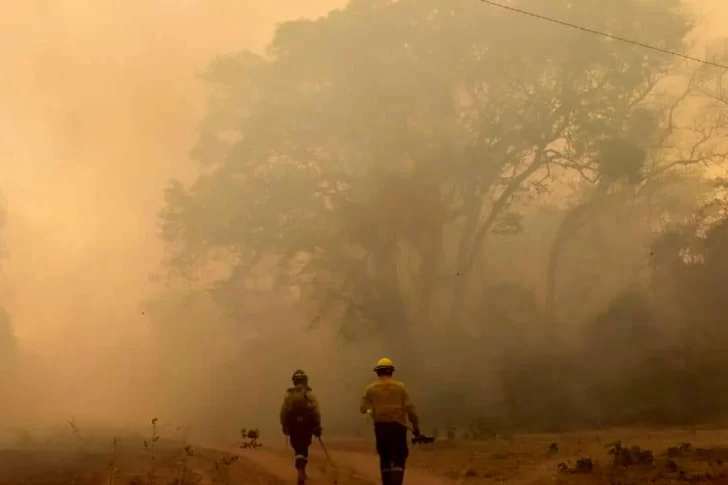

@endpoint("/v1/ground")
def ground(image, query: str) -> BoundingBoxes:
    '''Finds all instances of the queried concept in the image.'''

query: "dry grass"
[0,418,270,485]
[6,425,728,484]
[0,442,280,485]
[323,427,728,484]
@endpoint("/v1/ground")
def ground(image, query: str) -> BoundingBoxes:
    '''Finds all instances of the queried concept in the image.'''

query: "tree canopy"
[152,0,728,429]
[162,0,720,344]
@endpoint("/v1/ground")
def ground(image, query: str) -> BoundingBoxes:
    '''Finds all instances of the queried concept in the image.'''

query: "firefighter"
[280,369,322,485]
[360,358,421,485]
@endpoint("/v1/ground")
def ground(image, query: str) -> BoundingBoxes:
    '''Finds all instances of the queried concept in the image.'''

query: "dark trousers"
[289,427,313,470]
[374,422,409,485]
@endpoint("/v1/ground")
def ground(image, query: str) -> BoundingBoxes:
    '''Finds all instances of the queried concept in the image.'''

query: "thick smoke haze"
[0,0,342,431]
[0,0,726,440]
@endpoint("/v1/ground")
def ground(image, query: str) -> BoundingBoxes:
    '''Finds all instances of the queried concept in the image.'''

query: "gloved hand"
[313,427,322,438]
[282,426,290,436]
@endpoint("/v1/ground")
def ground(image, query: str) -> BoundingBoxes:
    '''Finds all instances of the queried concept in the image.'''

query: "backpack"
[286,388,316,428]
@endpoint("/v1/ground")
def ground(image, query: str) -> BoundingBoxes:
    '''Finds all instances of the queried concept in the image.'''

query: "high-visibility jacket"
[360,376,420,430]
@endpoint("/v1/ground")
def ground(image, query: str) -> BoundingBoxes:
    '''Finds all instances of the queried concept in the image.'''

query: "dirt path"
[307,446,454,485]
[240,447,327,482]
[197,440,349,484]
[198,439,454,484]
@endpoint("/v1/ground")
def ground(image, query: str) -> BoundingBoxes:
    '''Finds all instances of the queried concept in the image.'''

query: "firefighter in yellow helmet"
[360,358,421,485]
[280,369,322,485]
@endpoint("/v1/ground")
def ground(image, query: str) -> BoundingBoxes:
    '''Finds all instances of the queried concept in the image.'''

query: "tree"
[649,186,728,334]
[544,93,728,325]
[161,0,706,346]
[592,202,728,425]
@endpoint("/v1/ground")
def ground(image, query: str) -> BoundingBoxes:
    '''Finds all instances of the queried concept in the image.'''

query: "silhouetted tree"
[161,0,712,346]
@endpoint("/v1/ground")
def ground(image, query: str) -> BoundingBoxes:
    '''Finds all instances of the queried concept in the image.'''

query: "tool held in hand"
[317,437,339,484]
[409,426,435,445]
[366,410,435,445]
[317,437,333,464]
[411,433,435,445]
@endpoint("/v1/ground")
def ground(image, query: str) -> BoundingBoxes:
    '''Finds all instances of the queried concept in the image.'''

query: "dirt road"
[205,438,454,485]
[6,427,728,484]
[310,447,454,485]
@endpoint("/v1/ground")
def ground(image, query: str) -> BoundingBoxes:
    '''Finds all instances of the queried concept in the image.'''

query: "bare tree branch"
[652,70,701,149]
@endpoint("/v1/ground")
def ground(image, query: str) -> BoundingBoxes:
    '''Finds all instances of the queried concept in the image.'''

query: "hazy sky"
[0,0,725,352]
[0,1,343,349]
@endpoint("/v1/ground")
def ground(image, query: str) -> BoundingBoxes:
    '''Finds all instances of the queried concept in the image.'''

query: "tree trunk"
[544,186,608,324]
[448,151,547,329]
[449,199,481,331]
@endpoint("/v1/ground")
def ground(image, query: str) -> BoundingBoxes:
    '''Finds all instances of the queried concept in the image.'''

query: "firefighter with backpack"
[280,369,322,485]
[360,357,421,485]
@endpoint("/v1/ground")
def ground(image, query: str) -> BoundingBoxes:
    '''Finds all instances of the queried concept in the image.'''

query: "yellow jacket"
[360,376,420,429]
[280,384,321,429]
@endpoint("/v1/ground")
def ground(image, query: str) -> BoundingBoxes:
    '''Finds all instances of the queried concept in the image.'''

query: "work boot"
[380,468,392,485]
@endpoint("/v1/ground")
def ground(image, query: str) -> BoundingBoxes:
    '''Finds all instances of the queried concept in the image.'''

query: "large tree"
[544,101,728,326]
[161,0,706,347]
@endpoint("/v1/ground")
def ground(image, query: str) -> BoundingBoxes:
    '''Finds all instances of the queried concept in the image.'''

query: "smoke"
[0,0,725,443]
[0,0,342,434]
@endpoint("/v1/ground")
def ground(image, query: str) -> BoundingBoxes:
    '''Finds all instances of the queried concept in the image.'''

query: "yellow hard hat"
[374,357,395,372]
